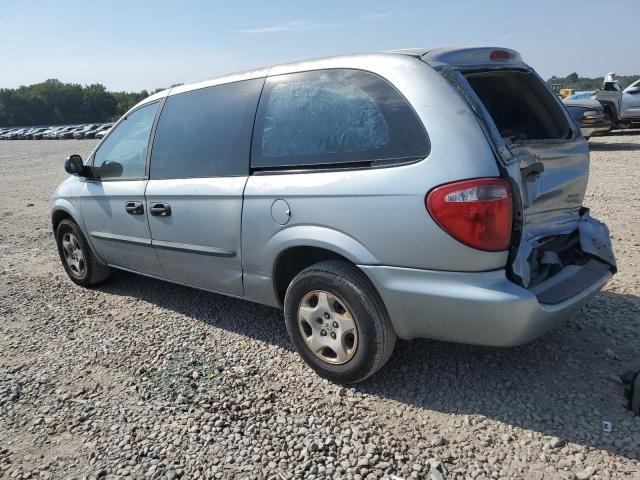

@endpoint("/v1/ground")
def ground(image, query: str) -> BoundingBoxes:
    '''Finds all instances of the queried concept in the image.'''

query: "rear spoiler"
[421,47,527,70]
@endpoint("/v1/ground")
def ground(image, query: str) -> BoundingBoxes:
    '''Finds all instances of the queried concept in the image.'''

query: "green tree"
[0,79,153,127]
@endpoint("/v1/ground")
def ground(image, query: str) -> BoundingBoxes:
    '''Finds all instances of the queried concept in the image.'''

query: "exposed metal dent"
[578,209,617,270]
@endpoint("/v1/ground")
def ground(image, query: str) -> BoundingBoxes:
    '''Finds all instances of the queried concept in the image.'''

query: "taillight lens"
[426,178,513,251]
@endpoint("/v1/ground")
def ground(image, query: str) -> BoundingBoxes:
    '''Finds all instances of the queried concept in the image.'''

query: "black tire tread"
[56,219,111,287]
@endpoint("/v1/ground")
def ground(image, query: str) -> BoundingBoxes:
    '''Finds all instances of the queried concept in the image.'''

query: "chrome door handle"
[125,201,144,215]
[150,202,171,216]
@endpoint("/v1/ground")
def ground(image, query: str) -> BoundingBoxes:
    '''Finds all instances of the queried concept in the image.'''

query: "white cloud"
[236,20,341,34]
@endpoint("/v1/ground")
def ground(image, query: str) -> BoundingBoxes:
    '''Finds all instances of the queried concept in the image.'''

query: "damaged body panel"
[425,49,616,292]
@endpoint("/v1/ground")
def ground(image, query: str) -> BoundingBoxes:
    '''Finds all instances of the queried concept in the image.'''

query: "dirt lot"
[0,135,639,480]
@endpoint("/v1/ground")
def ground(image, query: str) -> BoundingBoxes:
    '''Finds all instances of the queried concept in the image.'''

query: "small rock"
[604,348,619,361]
[549,437,565,449]
[576,466,596,480]
[431,469,444,480]
[431,434,446,447]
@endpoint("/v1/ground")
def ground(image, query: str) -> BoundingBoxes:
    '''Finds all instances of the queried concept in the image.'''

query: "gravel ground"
[0,136,639,480]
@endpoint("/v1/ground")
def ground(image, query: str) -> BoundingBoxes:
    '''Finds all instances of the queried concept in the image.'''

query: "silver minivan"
[51,47,616,383]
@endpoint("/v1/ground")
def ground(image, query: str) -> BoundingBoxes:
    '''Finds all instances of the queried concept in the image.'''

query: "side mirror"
[64,154,88,177]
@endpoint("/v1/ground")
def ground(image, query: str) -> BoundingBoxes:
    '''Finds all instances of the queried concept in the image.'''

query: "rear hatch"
[421,48,615,295]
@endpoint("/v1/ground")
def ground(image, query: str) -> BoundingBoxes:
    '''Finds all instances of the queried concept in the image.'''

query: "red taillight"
[426,178,513,251]
[490,50,511,62]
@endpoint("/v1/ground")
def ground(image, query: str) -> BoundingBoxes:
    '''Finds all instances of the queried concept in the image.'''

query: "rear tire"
[56,219,111,287]
[284,260,396,384]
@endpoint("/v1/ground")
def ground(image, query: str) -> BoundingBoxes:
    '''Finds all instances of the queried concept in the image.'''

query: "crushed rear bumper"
[360,210,615,346]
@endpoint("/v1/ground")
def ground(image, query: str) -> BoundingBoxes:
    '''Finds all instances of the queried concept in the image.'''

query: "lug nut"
[320,330,327,336]
[330,332,337,339]
[332,321,339,328]
[324,312,330,319]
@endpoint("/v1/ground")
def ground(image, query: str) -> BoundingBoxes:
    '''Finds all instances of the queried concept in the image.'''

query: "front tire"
[284,260,396,384]
[56,219,111,287]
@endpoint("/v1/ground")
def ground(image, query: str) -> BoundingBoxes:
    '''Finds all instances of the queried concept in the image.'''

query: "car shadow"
[589,141,640,151]
[99,271,640,461]
[597,129,640,137]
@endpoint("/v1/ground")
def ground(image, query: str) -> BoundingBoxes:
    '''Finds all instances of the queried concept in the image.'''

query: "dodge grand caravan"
[51,47,616,383]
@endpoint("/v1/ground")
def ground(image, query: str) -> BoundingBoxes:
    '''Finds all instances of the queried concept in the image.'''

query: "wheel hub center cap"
[297,290,359,365]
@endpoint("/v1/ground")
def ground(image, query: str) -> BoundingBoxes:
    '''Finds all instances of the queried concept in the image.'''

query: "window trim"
[89,99,164,182]
[250,68,430,172]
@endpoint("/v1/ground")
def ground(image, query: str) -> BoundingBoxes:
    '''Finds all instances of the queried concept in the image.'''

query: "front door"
[80,101,164,276]
[145,79,263,296]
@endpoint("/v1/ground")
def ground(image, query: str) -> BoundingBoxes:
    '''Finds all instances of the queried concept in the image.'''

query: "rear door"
[145,78,264,296]
[423,48,614,287]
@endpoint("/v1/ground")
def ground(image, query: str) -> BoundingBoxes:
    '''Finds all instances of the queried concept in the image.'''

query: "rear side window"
[465,71,571,141]
[150,78,263,179]
[251,69,429,169]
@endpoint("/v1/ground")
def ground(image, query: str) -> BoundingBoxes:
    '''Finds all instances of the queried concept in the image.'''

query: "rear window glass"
[150,78,263,179]
[465,71,572,141]
[251,69,429,169]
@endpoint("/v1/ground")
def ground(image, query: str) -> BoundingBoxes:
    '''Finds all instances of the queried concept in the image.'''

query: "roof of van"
[138,47,523,107]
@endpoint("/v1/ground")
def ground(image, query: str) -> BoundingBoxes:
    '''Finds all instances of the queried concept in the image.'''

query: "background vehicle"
[24,127,49,139]
[54,126,83,139]
[72,124,98,139]
[4,128,28,139]
[565,91,596,101]
[34,127,60,139]
[94,127,111,139]
[83,123,113,139]
[594,77,640,129]
[563,97,610,139]
[51,48,616,383]
[43,127,67,139]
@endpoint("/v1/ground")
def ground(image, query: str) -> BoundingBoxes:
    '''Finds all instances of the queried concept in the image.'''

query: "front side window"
[93,102,158,179]
[150,78,263,179]
[251,69,429,169]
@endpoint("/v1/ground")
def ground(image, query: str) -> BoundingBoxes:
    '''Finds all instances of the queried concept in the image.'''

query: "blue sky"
[1,0,638,92]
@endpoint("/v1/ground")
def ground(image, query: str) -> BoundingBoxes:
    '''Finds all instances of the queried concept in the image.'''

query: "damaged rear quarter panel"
[437,65,616,287]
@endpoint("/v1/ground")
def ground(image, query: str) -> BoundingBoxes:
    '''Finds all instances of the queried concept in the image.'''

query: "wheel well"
[51,210,73,233]
[273,246,352,304]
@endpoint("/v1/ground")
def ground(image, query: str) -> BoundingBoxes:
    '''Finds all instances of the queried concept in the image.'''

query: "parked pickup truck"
[594,75,640,130]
